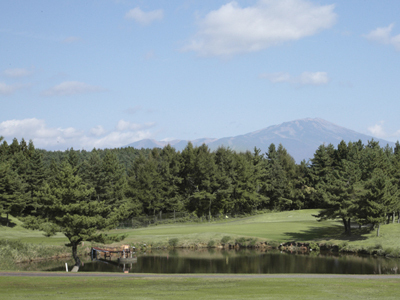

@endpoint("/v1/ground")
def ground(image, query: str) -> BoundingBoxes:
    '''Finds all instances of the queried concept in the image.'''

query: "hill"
[126,118,395,162]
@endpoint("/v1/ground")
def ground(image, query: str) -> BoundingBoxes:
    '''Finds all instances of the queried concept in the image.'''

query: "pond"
[11,249,400,274]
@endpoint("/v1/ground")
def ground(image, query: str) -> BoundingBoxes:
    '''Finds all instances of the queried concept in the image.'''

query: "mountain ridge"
[125,118,395,163]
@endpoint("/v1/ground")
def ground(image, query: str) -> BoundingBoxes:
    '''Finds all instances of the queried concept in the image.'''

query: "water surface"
[34,249,400,274]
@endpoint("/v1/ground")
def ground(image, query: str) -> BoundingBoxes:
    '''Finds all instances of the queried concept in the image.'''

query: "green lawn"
[1,275,399,300]
[112,209,344,247]
[0,216,67,245]
[2,209,400,253]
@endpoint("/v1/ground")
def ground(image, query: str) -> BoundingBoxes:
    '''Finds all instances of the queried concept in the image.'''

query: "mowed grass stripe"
[1,276,400,300]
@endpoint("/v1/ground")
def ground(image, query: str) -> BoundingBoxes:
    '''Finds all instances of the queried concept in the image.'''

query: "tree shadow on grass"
[283,221,370,242]
[0,216,17,228]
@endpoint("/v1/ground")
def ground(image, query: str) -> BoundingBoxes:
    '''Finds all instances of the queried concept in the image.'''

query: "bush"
[236,237,247,245]
[309,242,320,251]
[384,247,400,257]
[168,238,179,247]
[207,240,215,248]
[267,241,280,248]
[249,238,257,247]
[221,236,231,244]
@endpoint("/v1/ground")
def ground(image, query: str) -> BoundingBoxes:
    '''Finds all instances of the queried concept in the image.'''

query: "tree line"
[1,136,400,238]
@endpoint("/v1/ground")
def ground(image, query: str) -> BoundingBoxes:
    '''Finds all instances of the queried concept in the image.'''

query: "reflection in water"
[10,249,400,274]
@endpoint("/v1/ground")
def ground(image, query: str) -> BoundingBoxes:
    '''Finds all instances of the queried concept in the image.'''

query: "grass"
[112,209,344,247]
[1,275,400,300]
[2,209,400,255]
[0,215,68,245]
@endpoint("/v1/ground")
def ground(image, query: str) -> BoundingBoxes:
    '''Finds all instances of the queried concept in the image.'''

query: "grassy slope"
[113,209,341,246]
[2,209,400,251]
[0,215,67,245]
[111,209,400,251]
[1,276,400,300]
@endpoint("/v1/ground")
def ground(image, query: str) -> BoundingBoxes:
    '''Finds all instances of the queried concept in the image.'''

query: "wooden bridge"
[91,245,137,263]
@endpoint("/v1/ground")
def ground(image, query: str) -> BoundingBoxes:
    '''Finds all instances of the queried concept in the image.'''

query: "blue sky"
[1,0,400,150]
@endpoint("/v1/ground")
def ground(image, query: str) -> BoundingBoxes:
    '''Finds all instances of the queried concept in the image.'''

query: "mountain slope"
[126,118,395,163]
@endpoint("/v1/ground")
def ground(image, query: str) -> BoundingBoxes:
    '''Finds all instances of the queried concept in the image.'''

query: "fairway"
[1,274,400,300]
[114,209,343,245]
[3,209,400,255]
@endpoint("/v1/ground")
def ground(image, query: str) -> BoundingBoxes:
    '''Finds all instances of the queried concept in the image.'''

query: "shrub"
[236,237,247,245]
[385,247,400,257]
[207,240,215,248]
[267,241,280,248]
[168,238,179,247]
[249,238,257,247]
[221,236,231,244]
[309,242,320,251]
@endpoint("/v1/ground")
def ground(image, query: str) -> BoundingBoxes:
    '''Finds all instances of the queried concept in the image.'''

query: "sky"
[1,0,400,151]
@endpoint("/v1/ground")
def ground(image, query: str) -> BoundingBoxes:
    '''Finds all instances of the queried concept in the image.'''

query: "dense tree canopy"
[1,135,400,242]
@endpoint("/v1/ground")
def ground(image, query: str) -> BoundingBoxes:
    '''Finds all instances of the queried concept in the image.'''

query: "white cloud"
[0,82,28,95]
[125,7,164,25]
[368,122,386,138]
[42,81,105,96]
[183,0,336,57]
[82,130,152,149]
[364,24,400,51]
[298,72,329,85]
[367,121,400,141]
[90,125,107,137]
[0,118,155,150]
[0,118,66,139]
[261,71,329,86]
[116,120,155,131]
[3,68,32,78]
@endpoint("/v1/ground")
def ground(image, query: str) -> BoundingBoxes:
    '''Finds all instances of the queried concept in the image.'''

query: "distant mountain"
[125,118,396,163]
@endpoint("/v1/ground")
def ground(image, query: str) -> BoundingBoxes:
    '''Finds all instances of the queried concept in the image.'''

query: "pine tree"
[159,145,184,215]
[27,161,125,267]
[127,152,162,217]
[315,159,360,234]
[98,150,128,209]
[188,144,218,219]
[310,143,335,208]
[213,147,235,214]
[0,162,25,226]
[231,152,267,214]
[264,144,296,210]
[23,150,46,215]
[359,169,395,237]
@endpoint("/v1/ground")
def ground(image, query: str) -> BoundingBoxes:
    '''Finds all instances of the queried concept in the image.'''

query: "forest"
[1,136,400,238]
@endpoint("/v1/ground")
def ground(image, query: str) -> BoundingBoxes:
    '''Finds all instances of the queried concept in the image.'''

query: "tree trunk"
[393,212,396,224]
[72,242,82,267]
[6,213,9,227]
[342,218,348,233]
[209,198,211,223]
[347,218,351,235]
[376,224,380,237]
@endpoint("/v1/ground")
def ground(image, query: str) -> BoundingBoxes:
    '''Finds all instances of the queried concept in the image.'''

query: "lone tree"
[25,160,127,268]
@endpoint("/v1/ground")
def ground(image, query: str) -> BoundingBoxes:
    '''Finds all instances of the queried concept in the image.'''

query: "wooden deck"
[91,245,136,261]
